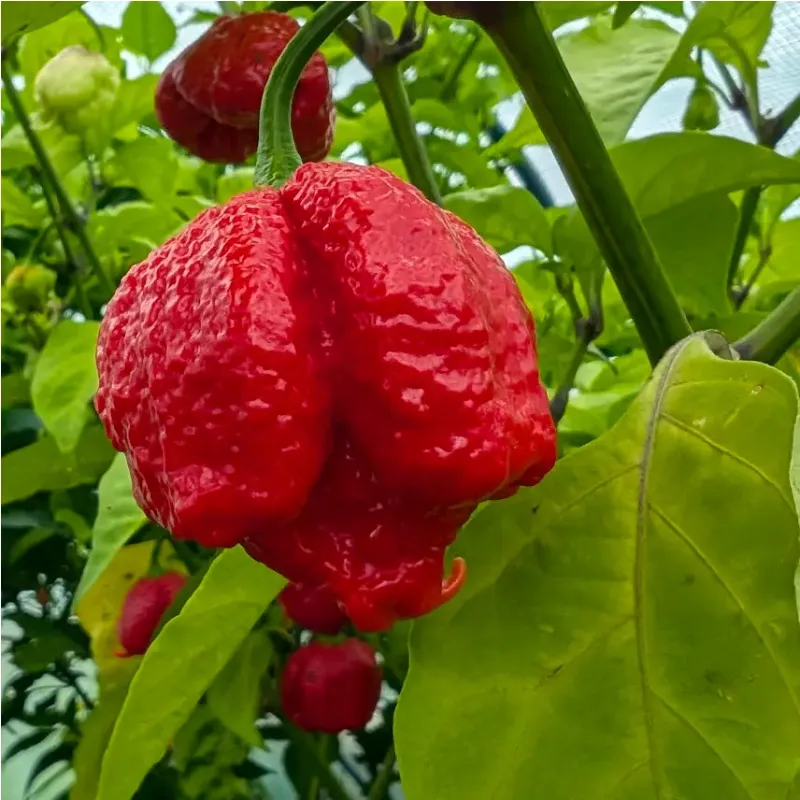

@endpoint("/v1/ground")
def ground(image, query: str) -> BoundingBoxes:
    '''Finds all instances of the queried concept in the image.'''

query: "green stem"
[1,59,114,298]
[440,29,480,102]
[373,61,442,205]
[366,744,396,800]
[734,241,771,309]
[284,725,352,800]
[36,167,93,318]
[733,287,800,365]
[727,186,760,290]
[763,91,800,148]
[254,1,364,187]
[480,3,691,365]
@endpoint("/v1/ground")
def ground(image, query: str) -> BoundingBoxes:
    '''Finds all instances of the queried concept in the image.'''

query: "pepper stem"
[254,0,365,188]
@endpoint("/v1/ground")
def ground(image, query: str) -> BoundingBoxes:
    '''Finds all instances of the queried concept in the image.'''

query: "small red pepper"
[281,639,382,734]
[279,583,349,635]
[155,12,333,163]
[116,572,187,657]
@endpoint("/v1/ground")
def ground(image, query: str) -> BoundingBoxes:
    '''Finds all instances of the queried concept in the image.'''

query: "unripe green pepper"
[34,46,119,135]
[4,265,57,312]
[682,83,720,132]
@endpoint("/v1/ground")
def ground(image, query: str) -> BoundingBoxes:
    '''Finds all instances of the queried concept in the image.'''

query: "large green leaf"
[1,426,114,505]
[97,547,286,800]
[31,320,100,453]
[444,185,552,255]
[206,628,273,747]
[73,453,147,604]
[558,134,800,311]
[660,1,774,85]
[396,334,800,799]
[494,18,681,152]
[611,133,800,218]
[1,2,83,44]
[121,1,177,62]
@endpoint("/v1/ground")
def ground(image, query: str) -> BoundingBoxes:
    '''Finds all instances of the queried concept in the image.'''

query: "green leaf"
[1,426,114,505]
[87,202,182,261]
[558,134,800,303]
[107,75,159,136]
[761,218,800,281]
[664,1,774,81]
[121,2,177,62]
[31,320,100,453]
[444,185,552,256]
[71,660,140,800]
[74,453,147,605]
[396,333,800,799]
[541,2,614,31]
[612,133,800,218]
[1,178,46,227]
[109,137,178,202]
[207,628,273,747]
[216,169,255,204]
[1,2,83,44]
[97,547,286,800]
[644,192,736,317]
[493,19,681,151]
[1,114,84,176]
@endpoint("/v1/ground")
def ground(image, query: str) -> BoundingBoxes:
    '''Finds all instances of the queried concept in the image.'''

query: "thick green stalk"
[1,59,114,298]
[373,62,442,204]
[477,3,691,365]
[254,1,364,187]
[733,287,800,365]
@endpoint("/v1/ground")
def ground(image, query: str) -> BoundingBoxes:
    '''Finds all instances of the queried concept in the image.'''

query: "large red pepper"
[155,12,333,163]
[96,163,556,631]
[97,3,556,632]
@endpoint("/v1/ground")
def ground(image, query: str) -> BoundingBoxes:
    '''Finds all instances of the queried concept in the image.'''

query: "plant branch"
[727,186,761,291]
[733,287,800,365]
[1,58,114,299]
[366,744,396,800]
[762,91,800,148]
[550,274,602,423]
[284,725,352,800]
[474,3,690,365]
[36,168,93,318]
[733,241,772,309]
[440,28,480,101]
[373,61,442,204]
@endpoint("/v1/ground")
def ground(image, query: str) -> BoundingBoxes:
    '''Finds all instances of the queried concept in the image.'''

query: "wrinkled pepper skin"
[96,162,557,631]
[155,12,333,163]
[117,572,187,656]
[281,639,382,733]
[279,583,349,635]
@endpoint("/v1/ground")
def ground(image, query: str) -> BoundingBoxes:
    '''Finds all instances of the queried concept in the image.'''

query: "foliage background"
[1,2,799,799]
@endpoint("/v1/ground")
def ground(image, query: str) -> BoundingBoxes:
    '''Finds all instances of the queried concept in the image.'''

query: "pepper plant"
[2,2,799,799]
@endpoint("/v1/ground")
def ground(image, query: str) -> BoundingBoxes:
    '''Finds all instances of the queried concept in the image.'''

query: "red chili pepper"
[279,582,349,635]
[281,639,382,734]
[96,164,556,632]
[116,572,187,657]
[155,12,333,163]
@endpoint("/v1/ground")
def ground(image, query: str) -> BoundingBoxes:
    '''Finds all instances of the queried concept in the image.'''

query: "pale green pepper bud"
[682,83,720,132]
[34,46,119,135]
[5,265,57,312]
